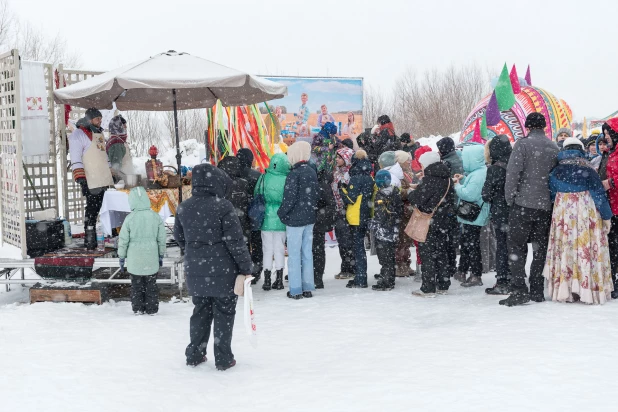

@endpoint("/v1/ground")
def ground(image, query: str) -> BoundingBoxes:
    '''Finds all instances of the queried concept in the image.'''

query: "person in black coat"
[408,153,457,297]
[372,170,403,291]
[356,128,374,155]
[218,156,250,238]
[174,164,252,371]
[340,150,375,288]
[278,141,319,299]
[375,115,402,159]
[400,133,419,159]
[481,135,512,295]
[236,148,264,285]
[312,168,337,289]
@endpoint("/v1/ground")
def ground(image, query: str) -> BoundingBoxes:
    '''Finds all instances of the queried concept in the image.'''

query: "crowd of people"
[162,112,618,369]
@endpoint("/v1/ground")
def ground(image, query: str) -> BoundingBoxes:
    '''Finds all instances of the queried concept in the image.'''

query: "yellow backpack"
[345,193,363,226]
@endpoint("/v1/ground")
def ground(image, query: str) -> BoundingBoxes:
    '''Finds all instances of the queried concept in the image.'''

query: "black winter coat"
[482,164,509,227]
[482,135,512,227]
[357,132,380,165]
[376,128,402,155]
[242,168,262,201]
[402,142,420,159]
[237,149,263,198]
[314,173,337,233]
[174,164,252,297]
[599,152,610,180]
[218,156,251,236]
[340,157,375,228]
[278,161,319,227]
[407,162,456,233]
[373,186,403,242]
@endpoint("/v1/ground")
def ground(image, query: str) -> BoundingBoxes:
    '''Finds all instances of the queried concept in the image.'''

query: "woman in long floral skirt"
[544,138,614,304]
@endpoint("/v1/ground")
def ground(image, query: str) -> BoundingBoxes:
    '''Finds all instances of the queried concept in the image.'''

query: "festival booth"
[460,64,573,143]
[590,110,618,128]
[0,49,286,303]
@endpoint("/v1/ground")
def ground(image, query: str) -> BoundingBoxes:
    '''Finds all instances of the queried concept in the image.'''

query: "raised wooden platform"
[29,282,105,305]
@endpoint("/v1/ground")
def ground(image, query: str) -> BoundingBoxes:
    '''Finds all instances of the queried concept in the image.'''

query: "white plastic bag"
[243,277,257,348]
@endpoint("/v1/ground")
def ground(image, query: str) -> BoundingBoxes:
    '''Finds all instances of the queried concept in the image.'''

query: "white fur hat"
[562,137,584,149]
[419,152,441,169]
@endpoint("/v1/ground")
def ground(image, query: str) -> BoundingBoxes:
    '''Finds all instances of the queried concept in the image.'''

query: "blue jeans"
[286,224,315,296]
[352,225,368,286]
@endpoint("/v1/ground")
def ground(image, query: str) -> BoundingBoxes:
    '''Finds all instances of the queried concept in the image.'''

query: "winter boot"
[272,270,285,290]
[216,360,236,371]
[335,272,354,279]
[412,290,436,298]
[529,293,545,303]
[372,281,394,291]
[287,291,303,300]
[485,281,510,295]
[454,271,467,283]
[612,290,618,300]
[395,266,408,277]
[414,265,422,282]
[303,291,313,298]
[499,290,531,307]
[251,272,261,286]
[461,276,483,287]
[374,273,382,280]
[262,270,272,291]
[314,274,324,289]
[186,356,207,367]
[346,280,368,289]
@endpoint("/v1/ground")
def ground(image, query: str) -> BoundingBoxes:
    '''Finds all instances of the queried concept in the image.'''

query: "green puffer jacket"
[257,153,290,232]
[118,187,167,275]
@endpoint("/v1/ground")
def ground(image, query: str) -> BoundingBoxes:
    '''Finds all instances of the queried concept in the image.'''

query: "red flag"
[510,65,521,94]
[470,118,484,144]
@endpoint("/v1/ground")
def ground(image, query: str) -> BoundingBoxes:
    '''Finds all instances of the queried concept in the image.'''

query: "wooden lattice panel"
[23,63,58,217]
[57,66,103,224]
[0,49,26,254]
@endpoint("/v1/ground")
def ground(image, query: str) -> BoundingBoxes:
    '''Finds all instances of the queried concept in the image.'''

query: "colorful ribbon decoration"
[206,100,278,172]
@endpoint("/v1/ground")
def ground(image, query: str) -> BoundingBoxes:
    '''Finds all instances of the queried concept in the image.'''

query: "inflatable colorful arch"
[460,86,573,143]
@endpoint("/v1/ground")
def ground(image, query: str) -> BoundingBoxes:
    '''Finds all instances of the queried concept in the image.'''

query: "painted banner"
[261,76,363,144]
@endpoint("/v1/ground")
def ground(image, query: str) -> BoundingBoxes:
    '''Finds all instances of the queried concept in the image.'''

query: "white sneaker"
[412,290,436,298]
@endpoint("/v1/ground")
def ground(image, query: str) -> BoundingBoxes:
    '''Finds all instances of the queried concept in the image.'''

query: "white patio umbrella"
[54,50,287,201]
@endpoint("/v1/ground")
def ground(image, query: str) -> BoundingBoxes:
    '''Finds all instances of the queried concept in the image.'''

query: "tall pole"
[173,88,183,203]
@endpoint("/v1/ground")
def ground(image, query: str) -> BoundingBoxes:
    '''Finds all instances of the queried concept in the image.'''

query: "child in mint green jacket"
[118,187,167,314]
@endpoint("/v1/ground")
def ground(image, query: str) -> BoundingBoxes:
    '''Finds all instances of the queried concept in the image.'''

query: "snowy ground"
[1,246,617,412]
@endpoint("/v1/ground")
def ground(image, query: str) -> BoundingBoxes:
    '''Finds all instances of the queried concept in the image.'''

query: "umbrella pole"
[173,88,183,203]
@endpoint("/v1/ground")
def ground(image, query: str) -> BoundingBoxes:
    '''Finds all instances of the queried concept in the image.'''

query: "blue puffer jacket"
[455,144,490,226]
[549,149,612,220]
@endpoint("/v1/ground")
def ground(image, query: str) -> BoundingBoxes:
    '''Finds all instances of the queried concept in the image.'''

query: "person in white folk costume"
[69,108,114,243]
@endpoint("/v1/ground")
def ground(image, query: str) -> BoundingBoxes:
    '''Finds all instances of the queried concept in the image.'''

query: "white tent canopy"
[53,50,287,111]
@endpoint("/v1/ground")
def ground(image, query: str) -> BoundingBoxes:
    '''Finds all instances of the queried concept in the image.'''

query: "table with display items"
[99,186,192,236]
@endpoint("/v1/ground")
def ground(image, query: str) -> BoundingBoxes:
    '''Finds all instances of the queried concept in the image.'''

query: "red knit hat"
[411,146,432,172]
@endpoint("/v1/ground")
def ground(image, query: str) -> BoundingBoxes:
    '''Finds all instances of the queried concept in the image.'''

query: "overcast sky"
[12,0,618,121]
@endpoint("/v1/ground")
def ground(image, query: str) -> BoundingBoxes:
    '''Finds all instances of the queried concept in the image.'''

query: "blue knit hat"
[375,170,391,188]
